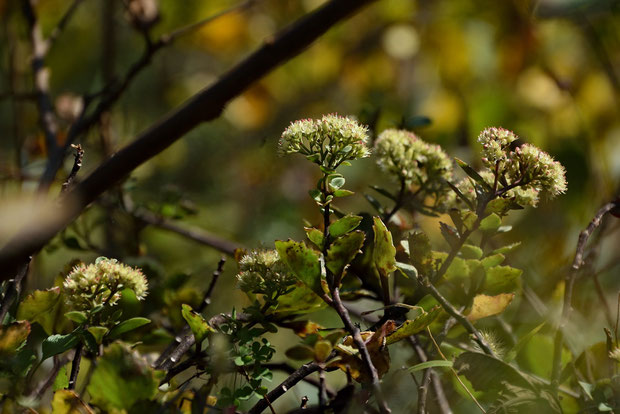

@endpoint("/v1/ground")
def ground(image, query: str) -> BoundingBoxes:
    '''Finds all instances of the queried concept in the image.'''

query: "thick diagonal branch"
[0,0,377,280]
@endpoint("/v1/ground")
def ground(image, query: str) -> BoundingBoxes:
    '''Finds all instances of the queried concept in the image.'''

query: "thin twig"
[133,209,241,256]
[248,362,321,414]
[427,328,486,413]
[0,0,378,279]
[22,0,59,155]
[38,0,258,190]
[420,281,495,357]
[67,342,83,390]
[0,257,31,323]
[551,199,618,389]
[46,0,86,52]
[60,144,84,194]
[408,336,452,414]
[154,259,230,370]
[264,363,336,398]
[28,355,71,398]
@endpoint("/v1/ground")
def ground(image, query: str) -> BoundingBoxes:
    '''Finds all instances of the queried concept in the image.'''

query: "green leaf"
[461,245,483,260]
[304,227,324,249]
[408,231,433,275]
[42,332,79,360]
[483,265,523,295]
[65,311,88,325]
[395,262,417,279]
[370,185,397,201]
[81,330,99,354]
[446,181,475,209]
[107,317,151,340]
[481,254,505,269]
[329,215,363,238]
[0,321,30,357]
[87,327,109,345]
[408,360,453,372]
[53,365,69,391]
[327,231,365,284]
[454,352,537,397]
[372,216,396,279]
[275,240,323,296]
[440,222,460,249]
[333,189,354,197]
[492,242,521,255]
[485,198,513,216]
[181,305,213,345]
[17,287,62,335]
[505,323,546,363]
[479,213,502,232]
[87,343,163,411]
[455,158,492,191]
[386,306,442,345]
[285,345,315,361]
[364,193,385,215]
[329,176,345,190]
[309,189,322,202]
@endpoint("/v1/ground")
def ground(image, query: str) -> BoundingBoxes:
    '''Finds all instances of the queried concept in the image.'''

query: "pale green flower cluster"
[237,250,295,295]
[278,114,370,169]
[478,127,519,167]
[374,129,452,186]
[454,170,542,207]
[508,143,567,197]
[63,257,148,311]
[451,128,567,208]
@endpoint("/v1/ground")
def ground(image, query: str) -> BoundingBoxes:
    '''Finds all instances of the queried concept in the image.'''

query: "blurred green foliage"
[0,0,618,412]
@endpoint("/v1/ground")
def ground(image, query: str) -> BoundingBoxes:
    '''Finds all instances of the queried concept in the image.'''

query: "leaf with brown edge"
[279,320,323,338]
[386,306,442,345]
[332,321,397,382]
[17,287,62,335]
[52,389,94,414]
[0,321,30,357]
[327,230,365,286]
[467,293,515,321]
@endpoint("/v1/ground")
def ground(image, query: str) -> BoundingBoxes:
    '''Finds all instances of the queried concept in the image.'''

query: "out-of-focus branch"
[551,198,619,389]
[0,0,377,281]
[60,144,84,194]
[22,0,60,155]
[248,362,321,414]
[132,209,242,256]
[38,0,258,189]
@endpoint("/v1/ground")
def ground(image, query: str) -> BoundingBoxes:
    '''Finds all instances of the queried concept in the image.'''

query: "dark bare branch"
[551,198,619,388]
[133,209,242,256]
[0,0,377,280]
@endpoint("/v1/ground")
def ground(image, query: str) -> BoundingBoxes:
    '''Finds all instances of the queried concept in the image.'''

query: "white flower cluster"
[63,257,148,311]
[278,114,370,169]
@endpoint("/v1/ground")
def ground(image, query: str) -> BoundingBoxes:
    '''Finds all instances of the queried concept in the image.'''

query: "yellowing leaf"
[0,321,30,357]
[467,293,515,322]
[17,287,62,335]
[327,230,365,284]
[275,240,323,296]
[386,306,442,345]
[373,216,396,278]
[52,389,94,414]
